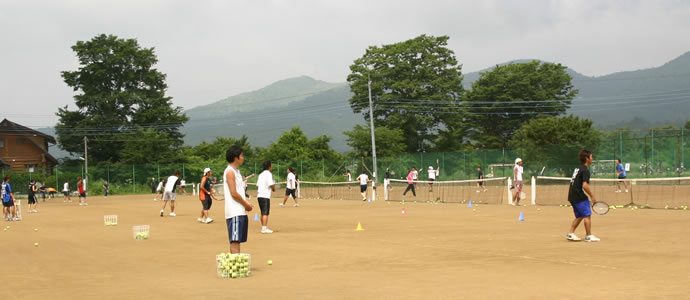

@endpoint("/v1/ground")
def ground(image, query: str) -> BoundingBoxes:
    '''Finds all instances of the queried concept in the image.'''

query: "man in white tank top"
[224,146,254,254]
[512,158,524,205]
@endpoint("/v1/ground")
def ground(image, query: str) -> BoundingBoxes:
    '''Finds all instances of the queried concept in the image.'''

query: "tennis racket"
[592,201,610,215]
[211,184,224,201]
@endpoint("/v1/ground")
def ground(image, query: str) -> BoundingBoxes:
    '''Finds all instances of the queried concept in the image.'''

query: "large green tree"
[56,34,188,163]
[192,135,255,162]
[465,61,578,149]
[343,125,406,157]
[347,35,464,152]
[259,127,340,162]
[510,115,601,174]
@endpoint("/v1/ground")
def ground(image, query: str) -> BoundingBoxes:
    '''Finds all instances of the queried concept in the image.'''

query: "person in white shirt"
[224,146,254,254]
[160,170,186,217]
[63,180,71,202]
[154,178,164,201]
[280,167,299,207]
[427,165,440,192]
[512,158,524,206]
[256,160,276,233]
[344,170,352,191]
[356,170,371,201]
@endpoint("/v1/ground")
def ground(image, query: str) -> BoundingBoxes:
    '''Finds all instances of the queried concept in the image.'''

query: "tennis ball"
[3,228,6,232]
[34,242,39,247]
[267,260,272,265]
[537,208,541,211]
[34,228,38,232]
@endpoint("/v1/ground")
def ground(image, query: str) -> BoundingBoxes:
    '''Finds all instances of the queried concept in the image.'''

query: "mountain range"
[43,51,690,157]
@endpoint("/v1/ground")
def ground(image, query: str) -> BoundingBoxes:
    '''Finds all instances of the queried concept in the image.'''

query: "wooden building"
[0,119,58,172]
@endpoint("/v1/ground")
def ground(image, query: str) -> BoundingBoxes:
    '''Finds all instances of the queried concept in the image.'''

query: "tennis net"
[534,176,690,208]
[384,177,508,204]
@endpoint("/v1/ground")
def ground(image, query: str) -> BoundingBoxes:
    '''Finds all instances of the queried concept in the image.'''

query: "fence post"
[182,163,185,179]
[55,166,58,190]
[133,165,136,194]
[107,165,110,183]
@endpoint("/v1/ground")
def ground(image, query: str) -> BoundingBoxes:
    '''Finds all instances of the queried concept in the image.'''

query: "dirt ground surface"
[5,192,690,299]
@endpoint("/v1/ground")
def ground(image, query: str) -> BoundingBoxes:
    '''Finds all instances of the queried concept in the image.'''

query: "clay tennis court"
[7,191,690,299]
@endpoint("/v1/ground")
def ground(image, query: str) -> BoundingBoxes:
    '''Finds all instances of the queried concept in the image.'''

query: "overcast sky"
[2,0,690,127]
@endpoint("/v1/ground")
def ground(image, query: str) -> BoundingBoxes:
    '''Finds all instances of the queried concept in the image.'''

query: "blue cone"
[253,213,259,221]
[468,201,473,208]
[518,212,525,221]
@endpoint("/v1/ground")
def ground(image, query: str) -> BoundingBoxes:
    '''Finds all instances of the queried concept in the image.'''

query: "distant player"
[242,174,255,199]
[39,182,46,202]
[224,145,254,254]
[356,170,371,201]
[385,168,392,190]
[28,179,38,213]
[103,181,109,197]
[476,167,487,192]
[198,168,218,224]
[256,160,276,233]
[615,159,628,193]
[512,158,524,206]
[154,178,164,201]
[63,179,71,202]
[280,167,299,207]
[180,178,187,195]
[566,149,600,242]
[427,166,439,192]
[77,176,87,206]
[402,169,416,197]
[150,177,157,194]
[160,170,185,217]
[2,175,17,221]
[344,170,352,190]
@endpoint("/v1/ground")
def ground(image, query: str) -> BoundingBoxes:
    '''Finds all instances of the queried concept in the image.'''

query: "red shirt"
[78,182,85,194]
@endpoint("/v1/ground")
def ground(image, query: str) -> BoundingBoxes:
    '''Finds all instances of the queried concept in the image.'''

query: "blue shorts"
[571,199,592,218]
[226,216,248,243]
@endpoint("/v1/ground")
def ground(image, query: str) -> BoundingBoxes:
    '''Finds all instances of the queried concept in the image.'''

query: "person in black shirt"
[476,167,487,192]
[28,179,38,213]
[566,149,600,242]
[385,168,392,191]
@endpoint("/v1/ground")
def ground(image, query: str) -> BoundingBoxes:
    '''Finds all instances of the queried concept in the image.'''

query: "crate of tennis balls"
[104,215,118,226]
[132,225,150,240]
[216,253,251,278]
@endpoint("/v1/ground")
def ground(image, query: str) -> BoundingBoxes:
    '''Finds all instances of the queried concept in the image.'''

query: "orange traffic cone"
[401,208,406,215]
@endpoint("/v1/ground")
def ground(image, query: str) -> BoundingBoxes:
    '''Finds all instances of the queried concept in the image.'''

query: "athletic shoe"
[476,190,480,193]
[160,210,164,217]
[566,233,581,241]
[84,203,88,206]
[279,203,285,207]
[261,228,273,234]
[585,235,600,242]
[169,212,176,217]
[204,217,213,224]
[197,218,203,223]
[294,204,300,207]
[625,189,629,193]
[13,217,20,221]
[615,190,621,193]
[483,189,488,192]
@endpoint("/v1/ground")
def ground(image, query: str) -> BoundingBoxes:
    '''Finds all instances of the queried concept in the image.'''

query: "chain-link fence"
[2,128,686,196]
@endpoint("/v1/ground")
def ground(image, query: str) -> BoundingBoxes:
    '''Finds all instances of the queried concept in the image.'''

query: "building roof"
[0,119,56,144]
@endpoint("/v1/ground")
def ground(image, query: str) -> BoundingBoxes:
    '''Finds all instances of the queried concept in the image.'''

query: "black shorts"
[28,195,37,204]
[63,191,69,196]
[201,196,212,210]
[79,193,86,198]
[478,181,483,186]
[360,184,367,193]
[618,176,626,180]
[258,197,270,215]
[2,200,14,207]
[226,216,249,243]
[285,188,296,198]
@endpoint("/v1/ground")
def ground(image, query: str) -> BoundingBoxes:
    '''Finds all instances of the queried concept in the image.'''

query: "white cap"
[203,168,212,175]
[515,158,522,164]
[429,166,433,169]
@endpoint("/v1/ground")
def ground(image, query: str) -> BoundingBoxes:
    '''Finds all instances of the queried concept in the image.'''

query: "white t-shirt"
[286,173,296,189]
[358,174,369,185]
[180,179,186,186]
[514,165,524,181]
[412,170,418,180]
[63,182,69,192]
[224,165,247,219]
[346,173,352,182]
[156,181,163,192]
[428,169,438,180]
[256,170,274,199]
[165,175,180,192]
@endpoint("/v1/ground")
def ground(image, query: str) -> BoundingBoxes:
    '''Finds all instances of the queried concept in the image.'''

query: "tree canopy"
[56,34,187,163]
[343,124,406,158]
[465,61,578,149]
[347,34,464,152]
[258,127,340,162]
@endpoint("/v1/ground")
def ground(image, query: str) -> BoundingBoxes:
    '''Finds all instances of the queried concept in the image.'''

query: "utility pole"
[368,77,378,201]
[84,136,88,193]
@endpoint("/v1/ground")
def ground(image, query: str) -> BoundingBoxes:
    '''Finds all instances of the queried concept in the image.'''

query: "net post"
[507,177,513,205]
[384,179,388,201]
[531,176,536,205]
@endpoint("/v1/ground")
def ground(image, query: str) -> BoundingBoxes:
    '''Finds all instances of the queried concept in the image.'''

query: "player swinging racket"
[280,167,299,207]
[566,149,600,242]
[427,165,440,192]
[402,168,416,197]
[615,159,629,193]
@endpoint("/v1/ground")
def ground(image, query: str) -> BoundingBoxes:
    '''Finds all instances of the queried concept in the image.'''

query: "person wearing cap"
[198,168,218,223]
[427,165,440,192]
[512,158,524,205]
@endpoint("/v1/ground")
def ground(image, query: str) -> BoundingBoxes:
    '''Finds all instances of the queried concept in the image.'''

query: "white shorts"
[162,191,176,201]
